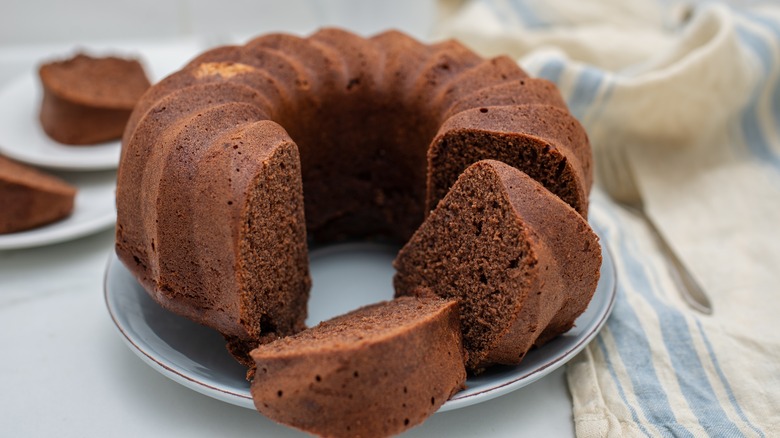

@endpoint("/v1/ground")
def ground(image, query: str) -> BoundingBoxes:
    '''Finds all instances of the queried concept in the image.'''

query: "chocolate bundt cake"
[39,53,151,145]
[116,28,595,369]
[0,156,77,234]
[394,160,601,371]
[250,296,465,437]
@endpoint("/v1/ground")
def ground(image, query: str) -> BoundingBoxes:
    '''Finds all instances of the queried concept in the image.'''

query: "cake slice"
[427,104,593,218]
[39,53,151,145]
[394,160,601,371]
[248,33,346,93]
[250,296,466,438]
[0,156,77,234]
[370,29,431,97]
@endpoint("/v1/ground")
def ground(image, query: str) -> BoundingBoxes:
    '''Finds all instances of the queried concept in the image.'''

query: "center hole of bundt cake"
[277,92,439,243]
[305,242,400,326]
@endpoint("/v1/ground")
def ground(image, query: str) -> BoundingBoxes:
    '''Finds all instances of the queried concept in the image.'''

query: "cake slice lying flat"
[0,156,77,234]
[394,159,601,371]
[250,296,465,438]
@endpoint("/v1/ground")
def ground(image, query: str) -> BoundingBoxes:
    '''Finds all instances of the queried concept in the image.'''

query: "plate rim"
[104,236,616,411]
[0,210,115,250]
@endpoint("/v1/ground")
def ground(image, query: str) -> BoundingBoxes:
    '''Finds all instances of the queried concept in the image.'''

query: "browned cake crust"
[250,296,466,438]
[115,28,594,370]
[39,53,151,145]
[0,156,77,234]
[394,160,601,371]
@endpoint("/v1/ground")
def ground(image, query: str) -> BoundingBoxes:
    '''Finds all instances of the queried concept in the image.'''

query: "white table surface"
[0,2,577,435]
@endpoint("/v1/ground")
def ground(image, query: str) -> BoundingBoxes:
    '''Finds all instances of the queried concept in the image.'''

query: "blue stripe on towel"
[481,0,511,28]
[695,320,766,437]
[594,208,695,437]
[595,336,654,438]
[507,0,544,28]
[735,24,780,172]
[740,11,780,171]
[610,208,745,437]
[604,286,692,437]
[536,57,565,84]
[743,12,780,162]
[568,66,605,120]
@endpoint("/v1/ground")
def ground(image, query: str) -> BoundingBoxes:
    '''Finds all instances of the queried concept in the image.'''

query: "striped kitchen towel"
[436,1,780,436]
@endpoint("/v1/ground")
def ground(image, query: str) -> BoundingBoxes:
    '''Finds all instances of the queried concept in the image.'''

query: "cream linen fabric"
[435,1,780,436]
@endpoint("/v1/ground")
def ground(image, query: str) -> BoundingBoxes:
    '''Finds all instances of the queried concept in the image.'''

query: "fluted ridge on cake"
[119,111,309,358]
[405,39,482,115]
[431,55,528,119]
[122,63,283,159]
[117,82,274,290]
[248,33,347,94]
[153,104,269,331]
[369,30,430,97]
[309,28,385,95]
[444,78,567,119]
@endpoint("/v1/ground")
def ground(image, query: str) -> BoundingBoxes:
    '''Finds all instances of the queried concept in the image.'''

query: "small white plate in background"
[0,41,205,171]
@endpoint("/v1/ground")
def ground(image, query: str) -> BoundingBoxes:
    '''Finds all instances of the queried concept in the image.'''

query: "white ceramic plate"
[0,43,204,171]
[104,234,616,411]
[0,170,116,250]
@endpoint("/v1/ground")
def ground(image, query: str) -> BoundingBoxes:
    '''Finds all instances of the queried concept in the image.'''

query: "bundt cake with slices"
[115,28,595,370]
[39,53,151,145]
[394,160,601,371]
[250,295,465,438]
[0,156,77,234]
